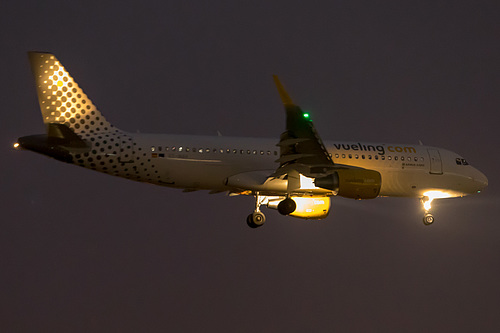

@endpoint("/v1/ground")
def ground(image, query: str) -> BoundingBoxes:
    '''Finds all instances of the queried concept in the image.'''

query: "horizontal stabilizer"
[46,123,88,148]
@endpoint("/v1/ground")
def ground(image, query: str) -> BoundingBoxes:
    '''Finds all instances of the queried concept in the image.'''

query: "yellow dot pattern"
[27,52,163,185]
[28,52,113,134]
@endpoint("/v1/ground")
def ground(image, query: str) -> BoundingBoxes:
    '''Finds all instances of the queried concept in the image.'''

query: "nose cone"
[473,168,488,192]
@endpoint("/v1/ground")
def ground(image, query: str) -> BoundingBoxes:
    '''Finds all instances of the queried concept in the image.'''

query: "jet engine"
[314,169,381,199]
[267,196,331,219]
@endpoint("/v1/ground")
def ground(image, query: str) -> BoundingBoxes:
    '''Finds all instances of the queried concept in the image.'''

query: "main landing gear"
[246,194,298,228]
[247,211,265,228]
[246,194,266,229]
[421,196,435,226]
[277,198,296,215]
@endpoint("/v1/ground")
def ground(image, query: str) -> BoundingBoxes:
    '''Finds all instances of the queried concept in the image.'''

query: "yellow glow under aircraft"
[15,52,488,227]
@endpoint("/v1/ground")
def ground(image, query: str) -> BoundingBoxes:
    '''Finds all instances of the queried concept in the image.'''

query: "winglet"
[272,75,294,106]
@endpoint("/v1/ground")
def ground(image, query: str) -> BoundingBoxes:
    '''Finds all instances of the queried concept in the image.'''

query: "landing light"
[13,142,20,149]
[422,190,453,211]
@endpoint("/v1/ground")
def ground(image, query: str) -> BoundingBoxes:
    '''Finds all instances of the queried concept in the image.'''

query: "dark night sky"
[1,0,500,331]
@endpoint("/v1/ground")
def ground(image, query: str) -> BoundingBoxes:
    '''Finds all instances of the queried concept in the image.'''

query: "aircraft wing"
[227,77,378,196]
[272,76,337,179]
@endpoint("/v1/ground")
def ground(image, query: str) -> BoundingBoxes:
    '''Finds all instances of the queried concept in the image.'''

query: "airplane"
[14,52,488,228]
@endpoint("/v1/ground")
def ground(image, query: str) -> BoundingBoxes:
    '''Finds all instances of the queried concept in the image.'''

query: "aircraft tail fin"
[28,52,115,135]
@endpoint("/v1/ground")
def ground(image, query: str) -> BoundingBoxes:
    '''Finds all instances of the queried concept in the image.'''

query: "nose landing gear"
[421,196,435,226]
[423,213,434,225]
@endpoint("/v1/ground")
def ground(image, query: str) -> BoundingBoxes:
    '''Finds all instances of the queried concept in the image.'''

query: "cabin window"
[240,150,244,154]
[186,148,190,152]
[267,151,271,155]
[348,154,352,159]
[260,151,264,155]
[178,147,183,152]
[151,146,156,152]
[335,153,339,158]
[355,154,359,159]
[252,150,257,155]
[198,148,203,153]
[361,155,365,159]
[158,146,162,151]
[374,155,378,160]
[342,154,346,158]
[368,155,372,160]
[388,156,392,160]
[414,157,418,162]
[395,156,398,161]
[172,147,176,151]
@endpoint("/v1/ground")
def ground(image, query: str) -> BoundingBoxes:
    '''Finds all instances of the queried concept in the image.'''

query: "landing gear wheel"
[278,198,296,215]
[247,212,266,228]
[423,213,434,226]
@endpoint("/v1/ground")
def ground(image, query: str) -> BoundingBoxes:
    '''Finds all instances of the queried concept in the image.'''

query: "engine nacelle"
[314,169,381,199]
[267,196,331,220]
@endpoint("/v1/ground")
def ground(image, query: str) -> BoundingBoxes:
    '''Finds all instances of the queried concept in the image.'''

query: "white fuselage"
[87,132,487,199]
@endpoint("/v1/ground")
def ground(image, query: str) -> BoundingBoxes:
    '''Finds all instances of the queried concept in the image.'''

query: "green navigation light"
[303,112,310,119]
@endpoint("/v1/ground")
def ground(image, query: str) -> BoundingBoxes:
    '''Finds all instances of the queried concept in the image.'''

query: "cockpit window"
[456,158,469,165]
